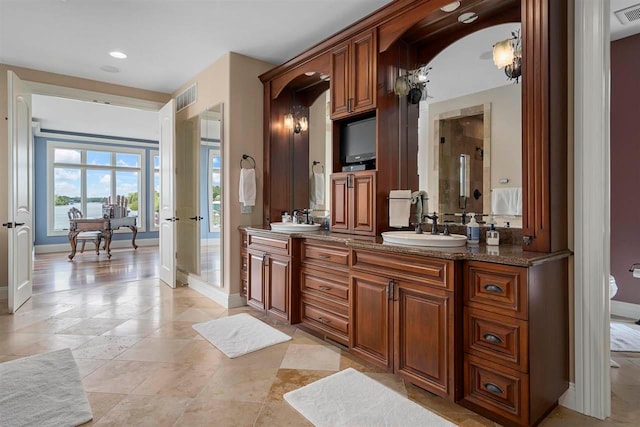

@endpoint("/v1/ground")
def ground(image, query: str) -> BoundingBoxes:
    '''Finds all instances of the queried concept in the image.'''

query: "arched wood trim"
[270,52,330,99]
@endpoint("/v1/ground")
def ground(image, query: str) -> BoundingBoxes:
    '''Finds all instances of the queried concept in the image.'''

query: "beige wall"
[0,64,170,288]
[174,52,272,297]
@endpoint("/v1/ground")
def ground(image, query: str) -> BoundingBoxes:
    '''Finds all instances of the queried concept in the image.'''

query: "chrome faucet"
[424,212,439,235]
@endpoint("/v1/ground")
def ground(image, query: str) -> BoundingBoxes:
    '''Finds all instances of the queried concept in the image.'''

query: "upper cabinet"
[330,30,377,119]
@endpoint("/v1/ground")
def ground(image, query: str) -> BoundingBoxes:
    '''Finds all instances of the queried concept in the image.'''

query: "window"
[208,149,221,233]
[151,151,160,230]
[48,142,146,235]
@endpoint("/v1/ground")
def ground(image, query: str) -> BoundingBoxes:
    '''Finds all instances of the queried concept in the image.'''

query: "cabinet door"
[350,271,393,369]
[330,173,350,232]
[350,30,377,114]
[266,253,290,322]
[330,43,350,119]
[351,171,376,235]
[394,280,452,398]
[247,250,266,310]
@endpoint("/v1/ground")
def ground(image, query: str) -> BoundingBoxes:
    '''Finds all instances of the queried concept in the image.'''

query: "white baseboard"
[611,300,640,320]
[184,273,246,309]
[34,238,159,254]
[559,382,577,411]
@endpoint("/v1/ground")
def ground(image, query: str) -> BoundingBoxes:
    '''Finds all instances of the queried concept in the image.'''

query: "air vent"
[176,83,197,112]
[615,4,640,25]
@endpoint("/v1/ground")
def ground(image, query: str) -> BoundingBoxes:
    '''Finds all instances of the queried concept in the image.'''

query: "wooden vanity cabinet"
[330,171,376,235]
[298,239,351,346]
[350,248,459,400]
[460,259,569,427]
[330,29,377,119]
[246,230,299,324]
[240,230,248,298]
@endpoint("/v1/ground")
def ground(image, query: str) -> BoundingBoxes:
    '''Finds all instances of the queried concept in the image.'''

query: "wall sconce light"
[393,65,431,104]
[284,112,308,134]
[493,30,522,82]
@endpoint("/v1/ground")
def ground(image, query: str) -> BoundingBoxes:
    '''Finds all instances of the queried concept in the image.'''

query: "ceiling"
[0,0,390,94]
[611,0,640,40]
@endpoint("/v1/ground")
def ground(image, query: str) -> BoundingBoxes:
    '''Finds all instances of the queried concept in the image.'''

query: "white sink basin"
[381,231,467,247]
[270,222,322,233]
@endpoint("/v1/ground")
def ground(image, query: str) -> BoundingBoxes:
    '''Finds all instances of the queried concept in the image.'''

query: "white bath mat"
[611,321,640,352]
[0,348,93,427]
[284,368,456,427]
[192,313,292,358]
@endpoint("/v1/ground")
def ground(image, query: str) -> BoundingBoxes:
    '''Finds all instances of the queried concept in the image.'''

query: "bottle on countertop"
[486,223,500,246]
[281,211,291,223]
[466,213,480,245]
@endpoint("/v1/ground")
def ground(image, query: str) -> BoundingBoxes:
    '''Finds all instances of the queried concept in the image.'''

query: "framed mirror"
[417,23,522,228]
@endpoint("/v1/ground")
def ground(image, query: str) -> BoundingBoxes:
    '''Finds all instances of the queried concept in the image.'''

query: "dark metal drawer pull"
[318,286,332,291]
[484,383,503,394]
[484,284,504,293]
[317,317,331,324]
[483,333,503,344]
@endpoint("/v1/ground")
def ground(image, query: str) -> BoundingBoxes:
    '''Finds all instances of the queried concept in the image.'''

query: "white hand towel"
[491,187,521,216]
[239,168,256,207]
[389,190,412,228]
[310,171,325,208]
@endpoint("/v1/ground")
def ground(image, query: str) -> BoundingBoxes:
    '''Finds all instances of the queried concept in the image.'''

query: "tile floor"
[0,278,638,426]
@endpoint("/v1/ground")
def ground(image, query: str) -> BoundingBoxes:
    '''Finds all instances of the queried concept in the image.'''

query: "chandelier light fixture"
[393,65,432,104]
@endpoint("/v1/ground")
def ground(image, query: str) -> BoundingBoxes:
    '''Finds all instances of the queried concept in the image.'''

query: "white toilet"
[610,275,619,368]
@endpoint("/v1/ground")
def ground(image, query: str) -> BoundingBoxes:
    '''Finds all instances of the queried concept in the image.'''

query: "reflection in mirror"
[418,23,522,228]
[199,105,223,285]
[307,89,331,220]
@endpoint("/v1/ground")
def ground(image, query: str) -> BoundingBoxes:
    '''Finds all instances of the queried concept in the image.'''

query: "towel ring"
[312,161,324,173]
[240,154,256,169]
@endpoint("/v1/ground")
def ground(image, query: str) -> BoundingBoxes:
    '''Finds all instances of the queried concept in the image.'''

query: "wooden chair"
[68,207,103,255]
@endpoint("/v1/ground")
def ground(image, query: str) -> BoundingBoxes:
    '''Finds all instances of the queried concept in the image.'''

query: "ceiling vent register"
[615,3,640,25]
[176,83,197,112]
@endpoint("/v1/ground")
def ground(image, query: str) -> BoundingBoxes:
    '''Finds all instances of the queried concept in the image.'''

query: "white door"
[159,99,176,288]
[6,71,33,313]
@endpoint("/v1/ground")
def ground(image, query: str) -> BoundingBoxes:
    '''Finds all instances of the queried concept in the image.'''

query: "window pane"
[116,153,140,168]
[53,167,81,230]
[86,170,111,219]
[210,171,221,230]
[211,154,221,169]
[54,148,81,164]
[154,155,160,170]
[87,151,112,166]
[116,170,139,217]
[154,172,160,227]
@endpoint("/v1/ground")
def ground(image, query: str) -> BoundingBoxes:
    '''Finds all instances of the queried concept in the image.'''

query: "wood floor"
[33,246,159,295]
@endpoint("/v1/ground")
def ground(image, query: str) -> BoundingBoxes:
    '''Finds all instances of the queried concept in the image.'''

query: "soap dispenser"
[466,213,480,245]
[486,223,500,246]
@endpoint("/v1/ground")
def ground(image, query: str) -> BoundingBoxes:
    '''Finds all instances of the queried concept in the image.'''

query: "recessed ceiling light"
[304,71,316,76]
[458,12,478,24]
[109,51,127,59]
[100,65,120,73]
[440,1,461,13]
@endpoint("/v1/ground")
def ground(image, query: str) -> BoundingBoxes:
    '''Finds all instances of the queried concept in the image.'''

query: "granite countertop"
[239,225,571,267]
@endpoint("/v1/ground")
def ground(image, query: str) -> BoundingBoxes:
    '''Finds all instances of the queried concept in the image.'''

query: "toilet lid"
[610,275,618,299]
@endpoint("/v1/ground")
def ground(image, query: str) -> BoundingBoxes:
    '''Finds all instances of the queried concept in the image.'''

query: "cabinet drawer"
[248,233,289,254]
[302,302,349,336]
[463,354,529,426]
[465,262,528,319]
[301,240,350,268]
[465,307,528,373]
[301,267,349,300]
[352,249,453,291]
